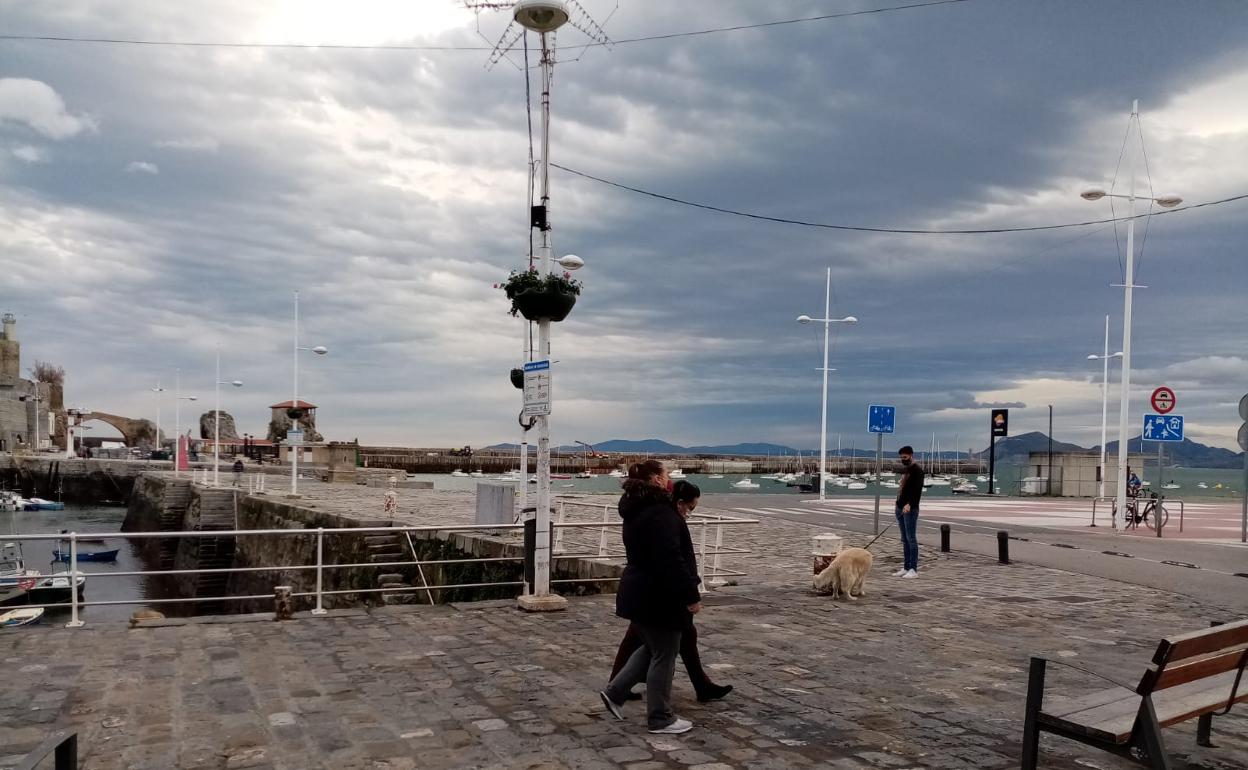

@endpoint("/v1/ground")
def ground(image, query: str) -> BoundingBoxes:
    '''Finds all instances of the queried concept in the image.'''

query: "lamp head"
[1154,194,1182,208]
[187,396,198,402]
[840,316,859,324]
[230,380,243,388]
[1087,354,1099,360]
[1080,187,1107,201]
[796,315,812,324]
[1111,351,1124,358]
[513,0,569,33]
[311,345,328,355]
[556,254,584,271]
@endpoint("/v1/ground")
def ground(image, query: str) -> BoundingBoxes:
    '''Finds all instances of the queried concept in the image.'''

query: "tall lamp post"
[513,0,585,611]
[1087,315,1123,502]
[1081,100,1182,529]
[290,290,328,496]
[151,381,166,460]
[797,267,857,503]
[174,368,198,477]
[213,344,244,486]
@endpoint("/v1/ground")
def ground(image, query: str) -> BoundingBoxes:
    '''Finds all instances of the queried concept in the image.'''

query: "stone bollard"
[812,534,843,575]
[274,585,293,620]
[997,532,1010,564]
[940,524,951,552]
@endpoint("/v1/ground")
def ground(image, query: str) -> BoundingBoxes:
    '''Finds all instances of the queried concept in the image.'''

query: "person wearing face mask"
[607,480,732,705]
[894,446,924,579]
[600,461,702,734]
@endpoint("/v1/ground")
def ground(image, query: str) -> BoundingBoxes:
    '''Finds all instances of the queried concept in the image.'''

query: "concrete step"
[377,573,405,585]
[369,551,403,562]
[364,535,395,545]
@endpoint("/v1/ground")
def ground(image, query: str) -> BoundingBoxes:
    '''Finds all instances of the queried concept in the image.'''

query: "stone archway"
[79,411,159,448]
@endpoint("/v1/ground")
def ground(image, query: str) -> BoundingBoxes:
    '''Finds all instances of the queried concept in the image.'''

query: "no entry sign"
[1151,386,1176,415]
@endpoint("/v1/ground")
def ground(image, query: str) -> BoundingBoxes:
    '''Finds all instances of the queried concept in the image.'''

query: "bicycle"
[1113,491,1169,530]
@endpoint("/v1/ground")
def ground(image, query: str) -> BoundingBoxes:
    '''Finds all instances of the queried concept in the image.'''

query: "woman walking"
[600,461,702,734]
[609,480,732,703]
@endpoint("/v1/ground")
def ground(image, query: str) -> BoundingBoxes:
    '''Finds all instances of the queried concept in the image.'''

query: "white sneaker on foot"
[649,718,694,734]
[599,691,624,720]
[892,568,907,577]
[901,569,918,579]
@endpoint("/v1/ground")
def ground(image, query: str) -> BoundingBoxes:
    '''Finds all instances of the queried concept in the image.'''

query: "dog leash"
[862,522,894,552]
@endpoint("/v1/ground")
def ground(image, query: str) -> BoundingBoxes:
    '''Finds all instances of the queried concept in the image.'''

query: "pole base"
[517,593,568,613]
[310,608,328,616]
[65,620,85,628]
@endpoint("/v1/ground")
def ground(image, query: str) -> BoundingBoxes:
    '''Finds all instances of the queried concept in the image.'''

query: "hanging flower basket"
[510,368,525,389]
[496,267,582,322]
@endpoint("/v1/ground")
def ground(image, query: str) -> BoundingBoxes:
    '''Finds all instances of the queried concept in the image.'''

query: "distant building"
[1024,451,1148,497]
[267,399,322,444]
[0,313,53,453]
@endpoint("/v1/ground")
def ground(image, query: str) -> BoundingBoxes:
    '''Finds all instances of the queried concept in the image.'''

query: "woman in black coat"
[599,460,701,734]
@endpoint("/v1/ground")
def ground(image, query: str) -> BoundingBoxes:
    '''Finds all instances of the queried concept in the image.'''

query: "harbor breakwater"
[1,455,138,504]
[122,473,619,615]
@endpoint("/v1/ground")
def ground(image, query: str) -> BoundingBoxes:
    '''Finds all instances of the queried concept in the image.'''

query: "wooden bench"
[1021,618,1248,769]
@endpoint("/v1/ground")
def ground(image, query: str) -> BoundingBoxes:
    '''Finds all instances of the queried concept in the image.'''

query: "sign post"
[989,409,1009,495]
[868,405,896,535]
[1238,393,1247,543]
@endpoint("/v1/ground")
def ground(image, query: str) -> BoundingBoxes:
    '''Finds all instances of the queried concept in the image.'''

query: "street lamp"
[290,290,328,496]
[797,267,858,503]
[1081,100,1182,530]
[174,368,198,477]
[1087,316,1124,502]
[213,344,244,486]
[151,381,166,460]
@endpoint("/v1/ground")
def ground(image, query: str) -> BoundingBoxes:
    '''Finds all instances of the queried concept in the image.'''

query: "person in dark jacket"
[608,481,732,703]
[600,460,701,734]
[894,445,924,579]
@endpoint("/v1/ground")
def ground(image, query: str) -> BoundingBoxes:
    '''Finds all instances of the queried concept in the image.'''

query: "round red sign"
[1151,386,1176,415]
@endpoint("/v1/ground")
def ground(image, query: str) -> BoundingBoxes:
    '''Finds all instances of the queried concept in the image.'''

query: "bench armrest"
[1034,656,1138,693]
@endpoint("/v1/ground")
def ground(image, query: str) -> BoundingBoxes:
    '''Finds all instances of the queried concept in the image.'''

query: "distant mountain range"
[488,432,1243,469]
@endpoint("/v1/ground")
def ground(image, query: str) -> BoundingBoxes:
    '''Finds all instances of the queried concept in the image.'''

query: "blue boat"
[51,548,119,563]
[23,498,66,511]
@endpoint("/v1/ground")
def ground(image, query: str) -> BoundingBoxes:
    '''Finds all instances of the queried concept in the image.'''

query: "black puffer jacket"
[615,481,702,630]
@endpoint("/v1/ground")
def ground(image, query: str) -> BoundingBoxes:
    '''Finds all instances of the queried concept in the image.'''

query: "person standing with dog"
[894,446,924,579]
[600,461,702,734]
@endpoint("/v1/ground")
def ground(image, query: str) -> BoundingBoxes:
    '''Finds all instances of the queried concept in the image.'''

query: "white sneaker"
[892,568,907,577]
[649,718,694,734]
[901,569,918,579]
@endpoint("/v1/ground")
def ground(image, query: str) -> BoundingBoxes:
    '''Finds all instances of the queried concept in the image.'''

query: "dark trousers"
[895,503,919,570]
[604,622,682,729]
[610,621,714,694]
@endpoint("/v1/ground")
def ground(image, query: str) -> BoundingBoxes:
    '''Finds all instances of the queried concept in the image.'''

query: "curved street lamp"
[797,268,858,503]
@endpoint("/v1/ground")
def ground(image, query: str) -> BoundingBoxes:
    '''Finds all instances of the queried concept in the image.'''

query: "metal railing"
[3,512,758,625]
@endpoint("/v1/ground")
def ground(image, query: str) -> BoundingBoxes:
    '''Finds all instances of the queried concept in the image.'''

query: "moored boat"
[1,607,44,628]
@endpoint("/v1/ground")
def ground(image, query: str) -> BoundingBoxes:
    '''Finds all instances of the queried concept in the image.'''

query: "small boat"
[846,481,868,491]
[881,480,900,489]
[52,548,119,563]
[927,476,952,487]
[707,474,724,479]
[468,470,485,478]
[1197,482,1209,489]
[1161,482,1180,490]
[551,473,573,480]
[450,470,468,478]
[731,478,760,490]
[23,498,66,511]
[1,607,44,628]
[608,469,625,478]
[669,469,687,479]
[1,544,87,608]
[951,480,979,495]
[976,475,989,483]
[575,471,596,479]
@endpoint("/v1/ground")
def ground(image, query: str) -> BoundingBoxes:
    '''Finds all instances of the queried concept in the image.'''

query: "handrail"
[15,730,76,770]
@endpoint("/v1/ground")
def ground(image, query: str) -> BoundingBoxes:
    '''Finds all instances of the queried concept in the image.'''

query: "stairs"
[157,481,193,569]
[367,532,420,604]
[190,488,238,612]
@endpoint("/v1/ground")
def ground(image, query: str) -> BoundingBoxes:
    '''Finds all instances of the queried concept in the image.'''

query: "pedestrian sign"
[1143,413,1183,443]
[522,360,552,417]
[867,405,896,434]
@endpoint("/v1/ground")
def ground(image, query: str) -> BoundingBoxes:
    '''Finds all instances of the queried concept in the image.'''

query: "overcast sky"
[2,0,1246,452]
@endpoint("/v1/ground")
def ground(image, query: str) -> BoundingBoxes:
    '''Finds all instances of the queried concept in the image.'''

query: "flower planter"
[513,286,577,322]
[510,368,525,389]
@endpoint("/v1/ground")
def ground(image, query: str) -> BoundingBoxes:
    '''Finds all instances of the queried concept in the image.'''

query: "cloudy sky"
[2,0,1246,452]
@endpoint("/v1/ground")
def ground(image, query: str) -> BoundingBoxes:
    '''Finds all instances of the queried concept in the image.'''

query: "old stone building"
[0,313,54,453]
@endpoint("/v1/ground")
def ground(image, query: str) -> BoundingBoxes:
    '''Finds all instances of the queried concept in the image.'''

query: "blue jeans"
[895,503,919,571]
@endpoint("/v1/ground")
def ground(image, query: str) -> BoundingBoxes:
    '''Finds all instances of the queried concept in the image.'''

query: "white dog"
[812,547,874,600]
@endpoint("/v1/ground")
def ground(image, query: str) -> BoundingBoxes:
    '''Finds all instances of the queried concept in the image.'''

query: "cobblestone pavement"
[3,510,1246,770]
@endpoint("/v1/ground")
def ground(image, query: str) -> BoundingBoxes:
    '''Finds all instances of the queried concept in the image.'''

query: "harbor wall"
[2,456,138,504]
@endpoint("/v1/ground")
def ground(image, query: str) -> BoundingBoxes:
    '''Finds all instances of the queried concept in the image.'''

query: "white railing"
[2,513,757,627]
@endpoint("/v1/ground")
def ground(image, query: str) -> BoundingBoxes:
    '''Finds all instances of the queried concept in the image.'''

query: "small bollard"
[940,524,951,553]
[274,585,293,620]
[997,531,1010,564]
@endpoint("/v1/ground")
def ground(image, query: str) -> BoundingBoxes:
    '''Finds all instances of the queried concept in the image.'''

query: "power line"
[551,163,1248,235]
[0,1,976,52]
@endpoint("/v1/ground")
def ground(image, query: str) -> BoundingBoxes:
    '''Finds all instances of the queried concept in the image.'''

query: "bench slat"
[1148,646,1248,692]
[1040,670,1247,745]
[1152,619,1248,665]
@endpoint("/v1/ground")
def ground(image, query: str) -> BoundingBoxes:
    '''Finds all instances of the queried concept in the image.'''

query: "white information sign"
[287,429,304,446]
[523,360,552,417]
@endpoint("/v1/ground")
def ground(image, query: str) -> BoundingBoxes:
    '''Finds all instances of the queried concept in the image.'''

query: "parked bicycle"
[1113,490,1169,530]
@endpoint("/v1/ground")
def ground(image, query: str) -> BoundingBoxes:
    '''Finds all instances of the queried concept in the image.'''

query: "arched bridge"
[79,411,160,448]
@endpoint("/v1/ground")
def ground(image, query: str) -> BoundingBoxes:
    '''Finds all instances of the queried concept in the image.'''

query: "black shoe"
[696,683,733,702]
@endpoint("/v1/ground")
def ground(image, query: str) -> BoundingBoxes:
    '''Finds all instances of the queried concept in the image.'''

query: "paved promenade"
[4,511,1246,770]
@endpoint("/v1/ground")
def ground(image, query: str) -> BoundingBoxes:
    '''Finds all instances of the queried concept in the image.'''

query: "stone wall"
[9,457,137,503]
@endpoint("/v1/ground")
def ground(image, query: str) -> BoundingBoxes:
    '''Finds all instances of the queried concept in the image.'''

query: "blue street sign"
[1143,413,1184,443]
[523,360,550,372]
[868,404,896,434]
